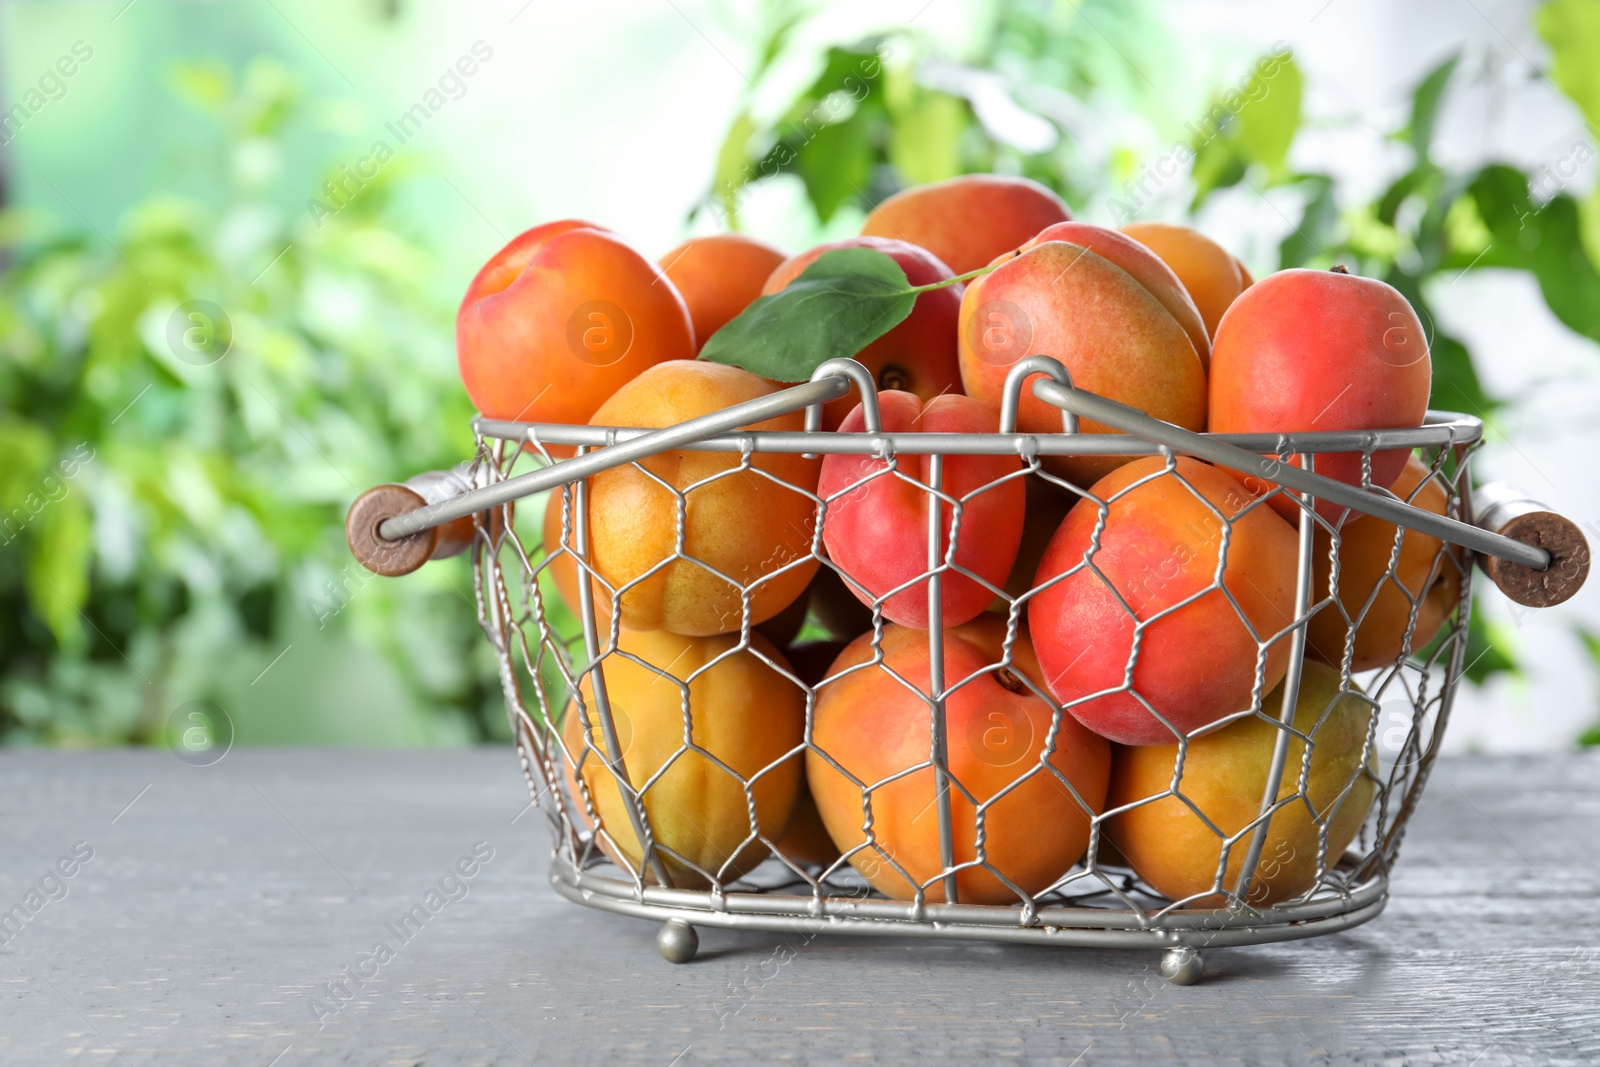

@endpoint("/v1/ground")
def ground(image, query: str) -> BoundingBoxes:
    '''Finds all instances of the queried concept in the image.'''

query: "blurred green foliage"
[708,1,1600,700]
[1,58,503,746]
[6,1,1600,747]
[703,0,1157,229]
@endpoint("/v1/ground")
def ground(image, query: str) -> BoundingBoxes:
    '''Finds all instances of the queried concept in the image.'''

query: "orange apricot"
[1307,455,1464,671]
[584,361,820,635]
[1121,222,1253,339]
[658,233,788,351]
[808,617,1110,904]
[862,175,1072,274]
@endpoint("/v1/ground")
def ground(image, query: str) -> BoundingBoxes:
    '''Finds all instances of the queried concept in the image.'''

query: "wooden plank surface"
[2,747,1598,1066]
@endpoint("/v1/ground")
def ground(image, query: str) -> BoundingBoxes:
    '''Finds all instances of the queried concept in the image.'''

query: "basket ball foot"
[1160,946,1204,985]
[657,919,699,964]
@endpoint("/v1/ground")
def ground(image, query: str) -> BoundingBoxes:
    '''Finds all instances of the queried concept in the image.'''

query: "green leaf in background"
[26,493,92,653]
[888,89,967,186]
[1538,0,1600,130]
[711,111,758,228]
[1233,54,1303,180]
[1428,333,1496,418]
[1188,50,1303,205]
[1463,610,1519,685]
[1576,629,1600,746]
[1277,174,1337,268]
[795,115,876,223]
[1404,53,1460,158]
[1468,165,1600,343]
[698,248,917,381]
[1376,165,1431,228]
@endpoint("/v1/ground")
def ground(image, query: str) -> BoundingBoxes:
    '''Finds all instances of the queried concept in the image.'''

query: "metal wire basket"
[346,356,1589,984]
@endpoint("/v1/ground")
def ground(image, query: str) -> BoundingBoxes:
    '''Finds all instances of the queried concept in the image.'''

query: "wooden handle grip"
[1472,484,1590,607]
[346,465,501,577]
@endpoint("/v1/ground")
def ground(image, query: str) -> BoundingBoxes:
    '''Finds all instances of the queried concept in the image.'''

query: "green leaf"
[1538,0,1600,131]
[710,111,757,228]
[698,248,917,381]
[1234,54,1303,179]
[1376,165,1431,227]
[1428,333,1495,416]
[1582,184,1600,271]
[1278,175,1337,268]
[1577,629,1600,745]
[1405,53,1460,158]
[888,90,967,186]
[1187,139,1247,207]
[1468,165,1600,343]
[26,493,92,652]
[794,114,876,223]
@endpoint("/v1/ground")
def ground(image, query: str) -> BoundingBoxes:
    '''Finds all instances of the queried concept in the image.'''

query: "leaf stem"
[905,262,1001,294]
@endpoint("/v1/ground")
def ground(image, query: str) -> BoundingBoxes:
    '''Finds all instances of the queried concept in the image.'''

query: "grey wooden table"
[2,748,1598,1066]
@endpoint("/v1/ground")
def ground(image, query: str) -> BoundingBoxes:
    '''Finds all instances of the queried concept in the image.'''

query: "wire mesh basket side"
[471,423,1480,936]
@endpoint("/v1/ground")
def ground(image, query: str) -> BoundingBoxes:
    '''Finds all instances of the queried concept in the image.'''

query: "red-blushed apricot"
[1029,457,1299,745]
[658,233,788,351]
[1121,222,1253,339]
[1107,662,1376,906]
[1307,455,1464,671]
[959,241,1207,486]
[457,221,696,441]
[1022,222,1210,367]
[562,628,804,888]
[763,236,962,430]
[818,391,1025,628]
[861,175,1072,275]
[808,617,1110,904]
[584,361,820,636]
[1209,267,1431,522]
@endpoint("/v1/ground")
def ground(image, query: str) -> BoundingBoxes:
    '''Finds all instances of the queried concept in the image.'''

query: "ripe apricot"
[808,617,1110,904]
[563,628,805,888]
[1023,222,1210,367]
[763,236,961,430]
[1029,457,1299,745]
[658,233,787,351]
[818,392,1025,627]
[543,486,617,635]
[1307,455,1464,671]
[585,361,820,635]
[1121,222,1252,339]
[544,489,809,645]
[1209,267,1431,522]
[861,175,1072,275]
[959,241,1207,486]
[1107,661,1377,906]
[457,221,695,437]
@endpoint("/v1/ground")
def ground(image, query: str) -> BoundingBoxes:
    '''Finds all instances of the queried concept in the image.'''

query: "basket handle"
[346,464,490,577]
[1472,484,1592,607]
[346,371,851,576]
[1028,371,1590,607]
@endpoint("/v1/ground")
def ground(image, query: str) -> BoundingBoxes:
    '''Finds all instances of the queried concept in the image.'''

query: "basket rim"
[476,408,1483,457]
[546,855,1391,950]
